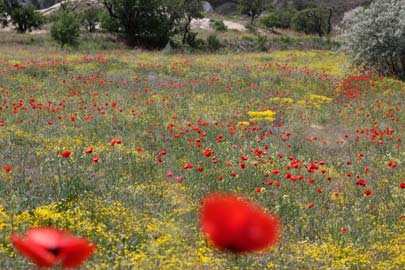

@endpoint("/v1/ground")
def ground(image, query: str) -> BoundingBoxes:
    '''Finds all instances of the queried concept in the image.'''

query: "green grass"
[0,46,404,269]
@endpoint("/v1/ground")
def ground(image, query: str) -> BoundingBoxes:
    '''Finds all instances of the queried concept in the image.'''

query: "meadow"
[0,46,404,269]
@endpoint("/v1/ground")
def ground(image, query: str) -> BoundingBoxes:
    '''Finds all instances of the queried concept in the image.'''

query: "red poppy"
[84,147,93,154]
[255,187,264,193]
[202,149,213,157]
[356,179,367,186]
[363,189,373,196]
[158,149,167,156]
[183,163,194,169]
[271,169,280,175]
[92,157,100,163]
[387,161,397,168]
[3,165,12,172]
[11,227,95,267]
[200,193,280,253]
[399,183,405,189]
[307,203,314,209]
[266,180,274,185]
[60,151,72,158]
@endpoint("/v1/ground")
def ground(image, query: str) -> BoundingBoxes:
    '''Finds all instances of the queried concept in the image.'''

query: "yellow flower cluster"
[247,110,276,122]
[269,97,294,103]
[297,94,333,109]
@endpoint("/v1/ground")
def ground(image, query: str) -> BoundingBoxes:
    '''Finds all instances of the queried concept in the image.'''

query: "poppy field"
[0,48,404,269]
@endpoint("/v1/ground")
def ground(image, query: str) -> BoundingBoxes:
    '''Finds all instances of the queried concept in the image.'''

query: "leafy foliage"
[0,0,8,27]
[50,9,80,48]
[211,19,227,32]
[260,7,297,29]
[238,0,265,24]
[10,5,44,33]
[175,0,204,45]
[101,0,176,48]
[291,7,332,37]
[206,34,222,51]
[80,6,103,33]
[344,0,405,80]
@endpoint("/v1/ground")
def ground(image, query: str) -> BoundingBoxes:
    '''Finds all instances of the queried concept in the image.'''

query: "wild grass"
[0,47,403,269]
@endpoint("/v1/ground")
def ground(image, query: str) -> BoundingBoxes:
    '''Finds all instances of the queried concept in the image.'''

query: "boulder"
[202,1,214,13]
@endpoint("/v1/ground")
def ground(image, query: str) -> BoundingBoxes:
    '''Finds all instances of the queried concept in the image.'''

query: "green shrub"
[206,34,222,52]
[253,34,268,51]
[260,8,297,29]
[101,0,175,48]
[10,6,44,33]
[211,19,227,32]
[50,10,80,48]
[291,8,332,37]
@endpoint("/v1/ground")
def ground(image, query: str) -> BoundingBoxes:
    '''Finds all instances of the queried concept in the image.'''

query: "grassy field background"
[0,42,404,269]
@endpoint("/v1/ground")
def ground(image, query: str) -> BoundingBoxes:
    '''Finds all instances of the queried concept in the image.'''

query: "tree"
[80,7,102,32]
[101,0,178,48]
[50,9,80,48]
[345,0,405,80]
[175,0,204,45]
[260,7,297,30]
[9,5,44,33]
[238,0,265,25]
[291,7,332,37]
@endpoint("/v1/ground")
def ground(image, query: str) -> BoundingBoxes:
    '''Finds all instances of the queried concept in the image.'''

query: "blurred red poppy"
[84,147,93,154]
[202,149,213,157]
[11,227,95,268]
[356,179,367,186]
[200,193,280,253]
[363,189,373,196]
[3,165,12,172]
[60,151,72,158]
[183,163,194,169]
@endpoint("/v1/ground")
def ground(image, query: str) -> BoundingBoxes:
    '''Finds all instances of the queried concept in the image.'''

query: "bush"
[50,10,80,48]
[207,34,222,52]
[211,20,227,32]
[253,34,268,51]
[101,0,176,48]
[344,0,405,80]
[260,8,297,29]
[291,8,332,37]
[10,6,44,33]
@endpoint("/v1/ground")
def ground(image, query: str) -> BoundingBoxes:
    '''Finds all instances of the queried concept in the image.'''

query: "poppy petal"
[200,193,280,253]
[26,228,67,249]
[11,234,57,267]
[60,238,96,267]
